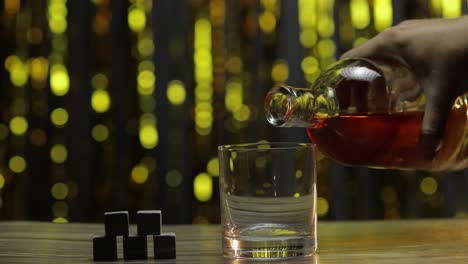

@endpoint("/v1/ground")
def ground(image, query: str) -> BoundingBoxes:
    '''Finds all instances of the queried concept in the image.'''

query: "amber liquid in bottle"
[265,59,468,171]
[307,106,467,170]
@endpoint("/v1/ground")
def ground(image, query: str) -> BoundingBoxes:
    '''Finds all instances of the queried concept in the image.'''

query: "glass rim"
[218,142,315,152]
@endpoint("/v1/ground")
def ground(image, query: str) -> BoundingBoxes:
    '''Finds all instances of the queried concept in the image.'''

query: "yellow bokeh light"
[195,67,213,82]
[234,105,250,122]
[50,108,69,127]
[374,0,393,32]
[206,158,219,177]
[271,61,289,82]
[167,80,186,106]
[30,57,49,82]
[137,37,154,57]
[10,60,29,87]
[195,102,213,112]
[442,0,461,18]
[48,1,67,17]
[91,89,111,113]
[50,144,68,164]
[195,111,213,129]
[51,182,68,200]
[50,64,70,96]
[193,173,213,202]
[49,17,67,34]
[139,125,158,149]
[317,16,334,38]
[137,70,155,95]
[194,15,213,137]
[91,73,108,89]
[353,37,368,47]
[259,12,276,33]
[52,217,68,223]
[194,18,211,49]
[299,0,315,27]
[9,156,26,173]
[301,56,319,75]
[0,173,5,189]
[300,29,317,48]
[194,51,212,65]
[195,84,213,101]
[196,126,212,136]
[92,124,109,142]
[431,0,442,14]
[4,55,20,71]
[128,8,146,32]
[317,197,329,217]
[138,85,155,96]
[225,81,242,112]
[131,165,149,184]
[295,169,303,178]
[317,39,336,58]
[165,170,182,188]
[10,116,28,136]
[420,177,438,195]
[350,0,370,29]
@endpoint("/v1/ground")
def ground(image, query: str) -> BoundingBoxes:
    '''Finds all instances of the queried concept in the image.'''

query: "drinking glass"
[218,142,317,259]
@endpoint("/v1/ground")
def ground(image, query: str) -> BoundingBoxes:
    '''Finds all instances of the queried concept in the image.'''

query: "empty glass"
[219,142,317,259]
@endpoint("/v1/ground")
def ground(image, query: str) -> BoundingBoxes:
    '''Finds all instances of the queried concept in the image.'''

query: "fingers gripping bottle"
[264,59,468,171]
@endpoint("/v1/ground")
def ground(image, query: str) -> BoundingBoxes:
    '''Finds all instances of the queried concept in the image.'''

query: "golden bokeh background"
[0,0,467,223]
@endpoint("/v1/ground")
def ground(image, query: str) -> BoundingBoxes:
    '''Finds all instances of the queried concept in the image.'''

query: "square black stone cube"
[137,210,161,236]
[123,235,147,260]
[93,236,117,261]
[153,233,176,259]
[104,211,129,237]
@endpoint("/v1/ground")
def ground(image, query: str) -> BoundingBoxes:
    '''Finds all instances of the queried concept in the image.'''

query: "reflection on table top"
[1,219,468,263]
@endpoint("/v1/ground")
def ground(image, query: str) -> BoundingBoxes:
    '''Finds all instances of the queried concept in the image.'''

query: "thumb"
[419,79,456,160]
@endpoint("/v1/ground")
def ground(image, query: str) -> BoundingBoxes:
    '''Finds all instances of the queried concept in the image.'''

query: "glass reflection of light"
[224,254,318,264]
[340,66,381,81]
[326,87,335,99]
[231,239,239,256]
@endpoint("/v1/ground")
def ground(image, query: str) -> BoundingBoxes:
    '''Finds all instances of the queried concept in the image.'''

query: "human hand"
[341,17,468,159]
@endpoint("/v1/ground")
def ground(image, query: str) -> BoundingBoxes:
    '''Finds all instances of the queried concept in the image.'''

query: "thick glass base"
[223,224,317,260]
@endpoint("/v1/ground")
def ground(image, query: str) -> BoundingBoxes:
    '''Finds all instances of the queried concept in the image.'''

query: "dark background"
[0,0,467,224]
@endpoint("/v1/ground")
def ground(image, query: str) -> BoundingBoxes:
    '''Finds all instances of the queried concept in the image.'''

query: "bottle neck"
[264,85,338,128]
[265,58,421,128]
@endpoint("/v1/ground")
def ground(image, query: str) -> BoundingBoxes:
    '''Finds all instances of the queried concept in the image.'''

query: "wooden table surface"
[1,219,468,263]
